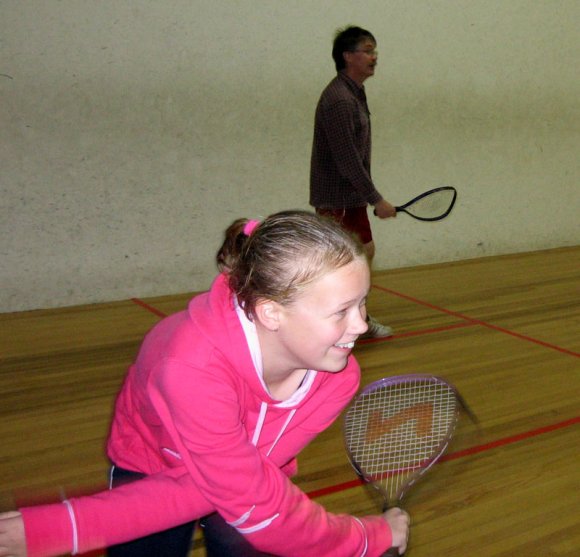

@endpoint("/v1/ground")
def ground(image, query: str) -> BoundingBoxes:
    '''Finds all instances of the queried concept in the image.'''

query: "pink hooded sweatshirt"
[20,273,391,556]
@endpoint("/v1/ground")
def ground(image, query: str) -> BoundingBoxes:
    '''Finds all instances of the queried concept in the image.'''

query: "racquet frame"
[374,185,458,221]
[343,374,475,556]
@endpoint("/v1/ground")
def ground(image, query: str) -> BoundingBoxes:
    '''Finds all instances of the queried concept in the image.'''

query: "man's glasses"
[354,48,378,56]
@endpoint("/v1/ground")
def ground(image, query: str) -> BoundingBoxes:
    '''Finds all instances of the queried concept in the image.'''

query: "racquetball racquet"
[343,374,476,556]
[374,186,457,221]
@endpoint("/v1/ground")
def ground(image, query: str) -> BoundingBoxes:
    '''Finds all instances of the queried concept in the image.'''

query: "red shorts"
[315,206,373,244]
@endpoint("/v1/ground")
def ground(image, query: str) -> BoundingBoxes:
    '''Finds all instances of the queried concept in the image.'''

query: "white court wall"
[1,1,578,312]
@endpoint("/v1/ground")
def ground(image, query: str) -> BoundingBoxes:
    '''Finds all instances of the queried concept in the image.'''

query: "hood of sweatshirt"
[187,272,317,407]
[185,273,321,454]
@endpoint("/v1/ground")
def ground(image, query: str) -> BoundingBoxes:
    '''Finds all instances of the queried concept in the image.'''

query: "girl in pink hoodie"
[0,210,409,557]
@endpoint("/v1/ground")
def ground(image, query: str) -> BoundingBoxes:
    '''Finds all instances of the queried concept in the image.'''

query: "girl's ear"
[253,299,282,332]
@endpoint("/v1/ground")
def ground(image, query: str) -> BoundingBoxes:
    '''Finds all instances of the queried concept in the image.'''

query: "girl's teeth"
[336,341,355,349]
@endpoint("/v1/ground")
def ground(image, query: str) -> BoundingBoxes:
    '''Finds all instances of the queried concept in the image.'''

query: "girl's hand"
[383,507,410,554]
[0,511,26,557]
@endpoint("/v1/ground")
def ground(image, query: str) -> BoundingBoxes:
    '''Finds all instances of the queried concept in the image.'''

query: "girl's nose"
[352,310,369,336]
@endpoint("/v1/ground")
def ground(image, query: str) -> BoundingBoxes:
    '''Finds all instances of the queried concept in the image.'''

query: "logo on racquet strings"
[365,403,434,443]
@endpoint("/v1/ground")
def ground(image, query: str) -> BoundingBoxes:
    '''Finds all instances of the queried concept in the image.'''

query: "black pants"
[106,466,274,557]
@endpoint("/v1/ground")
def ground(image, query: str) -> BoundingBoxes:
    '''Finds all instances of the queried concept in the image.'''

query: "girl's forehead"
[300,258,370,298]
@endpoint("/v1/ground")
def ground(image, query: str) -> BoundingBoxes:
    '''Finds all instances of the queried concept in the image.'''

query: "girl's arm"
[16,463,390,557]
[17,467,212,557]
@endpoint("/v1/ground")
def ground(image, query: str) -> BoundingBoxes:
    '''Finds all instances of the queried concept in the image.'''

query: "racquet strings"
[344,378,458,506]
[401,188,456,220]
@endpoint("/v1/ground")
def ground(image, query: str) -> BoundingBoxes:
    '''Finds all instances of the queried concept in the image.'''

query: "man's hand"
[373,199,397,219]
[383,507,410,554]
[0,511,26,557]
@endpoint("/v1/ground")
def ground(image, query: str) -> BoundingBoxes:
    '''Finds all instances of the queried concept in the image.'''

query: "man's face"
[344,38,378,84]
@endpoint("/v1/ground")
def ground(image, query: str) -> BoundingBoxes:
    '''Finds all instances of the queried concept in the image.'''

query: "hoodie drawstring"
[266,409,297,456]
[251,402,268,446]
[251,401,297,458]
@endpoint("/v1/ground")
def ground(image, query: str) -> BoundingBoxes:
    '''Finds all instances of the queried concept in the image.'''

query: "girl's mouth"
[334,341,355,350]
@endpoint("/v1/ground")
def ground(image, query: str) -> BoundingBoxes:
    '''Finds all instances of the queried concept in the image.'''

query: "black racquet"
[343,374,476,556]
[374,186,457,221]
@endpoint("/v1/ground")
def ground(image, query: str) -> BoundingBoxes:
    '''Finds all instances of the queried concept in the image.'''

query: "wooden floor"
[1,246,578,556]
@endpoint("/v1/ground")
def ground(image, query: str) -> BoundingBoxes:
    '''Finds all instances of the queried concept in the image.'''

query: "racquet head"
[396,186,457,221]
[343,374,467,509]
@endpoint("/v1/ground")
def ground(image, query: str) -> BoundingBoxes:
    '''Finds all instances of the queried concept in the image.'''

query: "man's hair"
[332,26,376,71]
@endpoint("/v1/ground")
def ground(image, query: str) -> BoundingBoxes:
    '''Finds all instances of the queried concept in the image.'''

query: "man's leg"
[362,240,375,263]
[361,238,392,338]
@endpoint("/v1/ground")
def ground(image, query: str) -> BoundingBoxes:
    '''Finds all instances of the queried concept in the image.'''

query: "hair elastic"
[243,219,260,236]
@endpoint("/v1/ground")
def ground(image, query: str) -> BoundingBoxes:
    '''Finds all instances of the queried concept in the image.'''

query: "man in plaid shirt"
[310,26,396,338]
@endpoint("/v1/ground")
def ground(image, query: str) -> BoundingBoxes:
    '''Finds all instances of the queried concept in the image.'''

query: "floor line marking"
[305,416,579,499]
[372,284,579,357]
[130,298,167,318]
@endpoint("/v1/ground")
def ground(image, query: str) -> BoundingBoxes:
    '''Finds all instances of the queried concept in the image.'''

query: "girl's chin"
[320,352,350,372]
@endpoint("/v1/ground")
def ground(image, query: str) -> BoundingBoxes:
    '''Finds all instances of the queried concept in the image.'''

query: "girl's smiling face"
[272,257,370,374]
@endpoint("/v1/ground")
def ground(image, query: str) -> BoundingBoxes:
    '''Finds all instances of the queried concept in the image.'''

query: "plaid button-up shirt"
[310,71,383,209]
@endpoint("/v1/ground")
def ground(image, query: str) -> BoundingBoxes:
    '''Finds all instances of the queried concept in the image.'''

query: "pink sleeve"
[20,468,213,557]
[241,480,392,557]
[21,503,74,557]
[280,457,298,477]
[20,481,390,557]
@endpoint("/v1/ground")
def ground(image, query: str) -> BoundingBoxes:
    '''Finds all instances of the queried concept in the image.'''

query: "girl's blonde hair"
[216,210,366,318]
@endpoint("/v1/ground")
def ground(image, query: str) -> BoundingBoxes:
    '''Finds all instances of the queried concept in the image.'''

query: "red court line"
[130,298,167,318]
[358,321,476,345]
[372,284,478,322]
[372,284,580,358]
[131,295,478,343]
[440,416,580,462]
[130,293,578,502]
[474,322,580,358]
[133,289,579,357]
[305,416,579,500]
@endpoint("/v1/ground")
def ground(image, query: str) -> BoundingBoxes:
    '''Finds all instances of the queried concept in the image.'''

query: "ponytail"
[216,218,250,273]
